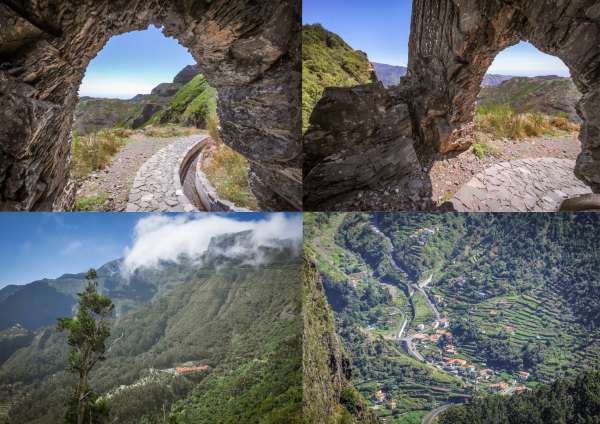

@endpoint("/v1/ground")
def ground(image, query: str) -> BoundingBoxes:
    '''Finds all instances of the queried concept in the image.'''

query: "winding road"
[369,221,467,424]
[422,403,452,424]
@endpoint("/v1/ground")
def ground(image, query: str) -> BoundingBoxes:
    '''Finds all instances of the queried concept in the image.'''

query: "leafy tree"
[57,269,114,424]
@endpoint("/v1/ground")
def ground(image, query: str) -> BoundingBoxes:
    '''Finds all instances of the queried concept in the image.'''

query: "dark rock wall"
[0,0,301,210]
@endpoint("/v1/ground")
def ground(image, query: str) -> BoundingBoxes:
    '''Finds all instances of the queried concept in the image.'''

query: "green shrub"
[475,103,579,140]
[71,129,132,178]
[74,195,107,211]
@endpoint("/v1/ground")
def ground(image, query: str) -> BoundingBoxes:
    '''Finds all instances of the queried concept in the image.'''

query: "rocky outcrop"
[131,103,162,129]
[150,82,181,97]
[405,0,600,191]
[303,83,432,210]
[0,0,300,211]
[303,254,379,423]
[173,64,200,84]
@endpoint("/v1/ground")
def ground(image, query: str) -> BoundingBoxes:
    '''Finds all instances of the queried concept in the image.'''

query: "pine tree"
[57,269,114,424]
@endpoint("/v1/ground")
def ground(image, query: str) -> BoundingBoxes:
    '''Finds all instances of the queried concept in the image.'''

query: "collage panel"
[302,0,600,212]
[304,212,600,423]
[0,0,300,213]
[0,213,303,423]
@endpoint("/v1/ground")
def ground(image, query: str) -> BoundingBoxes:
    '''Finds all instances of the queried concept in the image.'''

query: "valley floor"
[429,133,586,209]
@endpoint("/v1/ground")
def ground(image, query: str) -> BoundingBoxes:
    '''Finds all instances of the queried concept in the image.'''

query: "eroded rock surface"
[303,83,432,210]
[0,0,300,211]
[406,0,600,189]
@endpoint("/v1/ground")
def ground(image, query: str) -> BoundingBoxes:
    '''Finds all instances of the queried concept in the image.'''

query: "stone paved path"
[126,135,207,212]
[76,133,182,211]
[451,158,592,212]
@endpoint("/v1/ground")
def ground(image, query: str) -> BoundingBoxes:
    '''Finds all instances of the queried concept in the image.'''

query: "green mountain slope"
[0,258,203,334]
[478,76,582,123]
[0,233,302,424]
[302,24,377,130]
[74,67,216,134]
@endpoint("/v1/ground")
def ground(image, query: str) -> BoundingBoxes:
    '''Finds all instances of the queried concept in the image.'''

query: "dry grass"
[203,113,259,210]
[475,104,579,140]
[71,128,133,178]
[141,124,201,138]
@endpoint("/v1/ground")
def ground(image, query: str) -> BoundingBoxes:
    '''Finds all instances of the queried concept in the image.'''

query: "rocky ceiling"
[0,0,301,211]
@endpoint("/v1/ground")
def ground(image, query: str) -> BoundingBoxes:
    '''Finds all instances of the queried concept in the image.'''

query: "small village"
[362,226,533,417]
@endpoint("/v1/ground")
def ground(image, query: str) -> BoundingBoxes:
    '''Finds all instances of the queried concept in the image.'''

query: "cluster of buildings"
[409,227,437,245]
[371,390,398,411]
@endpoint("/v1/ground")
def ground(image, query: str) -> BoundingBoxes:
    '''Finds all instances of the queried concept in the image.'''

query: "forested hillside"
[0,233,302,424]
[305,213,600,424]
[439,370,600,424]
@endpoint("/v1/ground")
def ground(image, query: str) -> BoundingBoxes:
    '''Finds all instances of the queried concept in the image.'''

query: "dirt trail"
[76,133,183,211]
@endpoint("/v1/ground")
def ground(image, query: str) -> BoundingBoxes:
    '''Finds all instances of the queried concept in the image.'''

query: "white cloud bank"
[122,214,302,275]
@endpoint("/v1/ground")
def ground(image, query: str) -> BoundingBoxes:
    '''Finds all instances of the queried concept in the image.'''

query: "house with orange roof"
[445,358,467,369]
[489,381,509,393]
[516,371,530,381]
[413,333,428,342]
[374,390,386,402]
[175,364,210,375]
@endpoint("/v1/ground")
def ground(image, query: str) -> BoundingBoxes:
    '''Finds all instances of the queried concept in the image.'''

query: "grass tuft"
[204,113,258,210]
[74,195,107,211]
[475,104,579,140]
[71,128,133,178]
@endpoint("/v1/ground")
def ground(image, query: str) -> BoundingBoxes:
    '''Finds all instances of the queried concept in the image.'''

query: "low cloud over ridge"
[122,214,302,274]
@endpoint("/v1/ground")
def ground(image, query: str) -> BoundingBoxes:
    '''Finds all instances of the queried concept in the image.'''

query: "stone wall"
[0,0,301,211]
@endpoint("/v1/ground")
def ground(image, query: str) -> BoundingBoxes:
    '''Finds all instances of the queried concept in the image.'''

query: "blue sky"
[79,25,195,99]
[0,213,301,287]
[303,0,570,76]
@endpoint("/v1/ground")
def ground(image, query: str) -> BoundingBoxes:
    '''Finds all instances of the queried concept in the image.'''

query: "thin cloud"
[61,240,83,255]
[121,214,302,275]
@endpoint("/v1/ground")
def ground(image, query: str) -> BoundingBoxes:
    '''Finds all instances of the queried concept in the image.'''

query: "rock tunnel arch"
[405,0,600,193]
[303,0,600,210]
[0,0,301,211]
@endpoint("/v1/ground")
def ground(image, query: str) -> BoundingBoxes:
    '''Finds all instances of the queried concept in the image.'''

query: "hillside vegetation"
[302,24,377,130]
[475,76,581,143]
[440,370,600,424]
[0,234,302,424]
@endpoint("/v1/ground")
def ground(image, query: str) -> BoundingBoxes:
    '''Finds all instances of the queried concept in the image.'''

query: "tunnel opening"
[72,25,258,212]
[0,1,301,211]
[429,42,591,212]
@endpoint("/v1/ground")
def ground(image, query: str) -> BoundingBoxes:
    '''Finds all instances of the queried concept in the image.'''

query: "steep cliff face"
[303,254,378,424]
[0,0,300,211]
